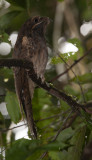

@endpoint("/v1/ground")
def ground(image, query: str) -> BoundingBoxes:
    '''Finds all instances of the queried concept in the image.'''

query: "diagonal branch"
[0,58,89,111]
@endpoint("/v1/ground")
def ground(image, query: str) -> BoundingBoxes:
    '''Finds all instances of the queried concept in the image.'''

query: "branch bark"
[0,58,90,111]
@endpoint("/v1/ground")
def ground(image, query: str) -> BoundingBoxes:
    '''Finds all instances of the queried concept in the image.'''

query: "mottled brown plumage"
[13,16,50,139]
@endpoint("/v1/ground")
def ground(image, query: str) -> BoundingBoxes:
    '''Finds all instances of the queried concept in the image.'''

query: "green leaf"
[0,32,9,43]
[83,7,92,20]
[10,10,28,30]
[5,91,21,123]
[0,11,20,29]
[67,126,86,160]
[6,138,69,160]
[75,0,87,13]
[32,88,52,120]
[81,110,92,130]
[49,151,61,160]
[49,150,69,160]
[71,73,92,84]
[83,89,92,101]
[0,68,15,91]
[51,52,78,65]
[60,100,70,111]
[5,0,26,8]
[9,5,25,12]
[64,85,79,98]
[26,150,43,160]
[41,141,68,151]
[0,68,13,79]
[0,154,4,159]
[6,139,39,160]
[57,127,74,143]
[51,55,64,65]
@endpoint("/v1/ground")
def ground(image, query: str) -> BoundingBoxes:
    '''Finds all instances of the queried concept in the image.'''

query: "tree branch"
[0,58,89,111]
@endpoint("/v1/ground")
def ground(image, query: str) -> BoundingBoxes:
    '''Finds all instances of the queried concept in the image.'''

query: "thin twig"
[39,152,48,160]
[37,114,60,122]
[37,109,71,122]
[58,54,86,103]
[84,108,92,114]
[0,111,71,132]
[41,118,61,130]
[40,112,78,159]
[53,112,78,139]
[50,48,92,82]
[52,110,73,141]
[0,123,27,132]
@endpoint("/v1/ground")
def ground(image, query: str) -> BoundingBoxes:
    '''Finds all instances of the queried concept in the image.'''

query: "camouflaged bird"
[13,16,50,139]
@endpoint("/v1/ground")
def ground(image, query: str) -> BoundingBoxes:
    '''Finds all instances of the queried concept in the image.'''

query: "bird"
[12,16,50,139]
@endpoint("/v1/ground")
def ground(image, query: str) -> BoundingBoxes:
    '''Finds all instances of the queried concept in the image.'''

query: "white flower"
[9,32,18,48]
[0,42,11,55]
[58,37,78,54]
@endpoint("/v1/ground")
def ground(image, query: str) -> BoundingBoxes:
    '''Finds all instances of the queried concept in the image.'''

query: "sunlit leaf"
[51,52,77,65]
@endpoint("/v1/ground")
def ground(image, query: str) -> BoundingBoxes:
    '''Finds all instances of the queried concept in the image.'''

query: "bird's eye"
[34,18,39,23]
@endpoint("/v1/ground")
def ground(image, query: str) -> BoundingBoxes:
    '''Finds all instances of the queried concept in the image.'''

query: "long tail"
[22,93,37,139]
[14,68,37,139]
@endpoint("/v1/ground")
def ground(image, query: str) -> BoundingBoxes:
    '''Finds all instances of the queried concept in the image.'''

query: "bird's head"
[19,16,50,38]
